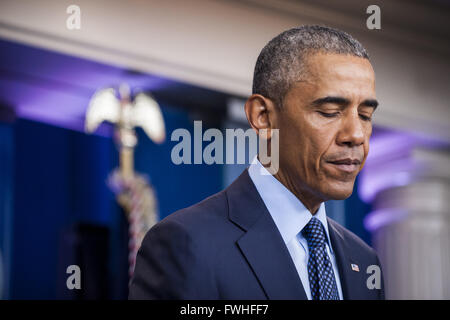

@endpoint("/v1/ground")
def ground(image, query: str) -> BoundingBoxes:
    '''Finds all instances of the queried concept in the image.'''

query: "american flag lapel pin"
[351,263,360,272]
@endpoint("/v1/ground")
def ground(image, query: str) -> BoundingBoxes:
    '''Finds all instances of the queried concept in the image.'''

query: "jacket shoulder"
[131,189,230,299]
[159,188,229,230]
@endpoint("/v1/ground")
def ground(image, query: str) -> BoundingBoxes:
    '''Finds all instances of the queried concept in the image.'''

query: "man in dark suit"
[129,25,384,300]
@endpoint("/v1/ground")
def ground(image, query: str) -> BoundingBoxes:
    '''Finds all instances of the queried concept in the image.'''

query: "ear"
[244,94,277,139]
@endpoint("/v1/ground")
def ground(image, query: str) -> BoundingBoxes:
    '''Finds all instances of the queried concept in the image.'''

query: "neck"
[260,160,323,214]
[278,174,323,214]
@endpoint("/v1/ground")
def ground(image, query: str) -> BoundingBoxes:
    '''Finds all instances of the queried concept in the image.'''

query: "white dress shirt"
[248,157,343,300]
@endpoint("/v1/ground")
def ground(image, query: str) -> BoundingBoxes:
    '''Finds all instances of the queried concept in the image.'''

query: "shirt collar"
[248,157,333,252]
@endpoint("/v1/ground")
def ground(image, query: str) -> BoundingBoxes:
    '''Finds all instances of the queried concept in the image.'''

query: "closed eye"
[359,114,372,121]
[317,111,339,118]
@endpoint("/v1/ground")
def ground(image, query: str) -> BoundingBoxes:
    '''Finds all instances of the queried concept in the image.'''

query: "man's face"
[275,52,377,201]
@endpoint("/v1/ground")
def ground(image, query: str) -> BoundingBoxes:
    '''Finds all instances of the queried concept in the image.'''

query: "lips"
[326,158,361,173]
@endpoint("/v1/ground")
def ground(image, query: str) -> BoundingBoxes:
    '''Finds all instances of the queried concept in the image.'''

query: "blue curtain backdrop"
[0,122,14,299]
[2,104,223,299]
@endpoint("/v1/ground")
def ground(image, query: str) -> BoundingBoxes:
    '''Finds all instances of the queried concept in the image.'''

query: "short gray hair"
[252,25,369,108]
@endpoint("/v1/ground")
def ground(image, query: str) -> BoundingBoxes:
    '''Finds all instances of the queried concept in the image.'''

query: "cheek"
[297,127,332,180]
[279,112,333,171]
[278,117,310,171]
[302,118,335,164]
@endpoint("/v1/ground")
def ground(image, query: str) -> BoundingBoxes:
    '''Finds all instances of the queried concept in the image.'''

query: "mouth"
[325,158,361,173]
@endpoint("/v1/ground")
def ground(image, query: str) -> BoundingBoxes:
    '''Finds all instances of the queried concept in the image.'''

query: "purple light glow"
[364,208,409,232]
[359,158,420,203]
[358,130,433,203]
[0,39,172,134]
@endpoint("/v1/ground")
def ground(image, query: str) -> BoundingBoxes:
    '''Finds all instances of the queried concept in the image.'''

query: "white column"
[362,142,450,299]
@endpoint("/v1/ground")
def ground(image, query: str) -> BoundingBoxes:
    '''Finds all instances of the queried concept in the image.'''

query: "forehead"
[301,52,376,96]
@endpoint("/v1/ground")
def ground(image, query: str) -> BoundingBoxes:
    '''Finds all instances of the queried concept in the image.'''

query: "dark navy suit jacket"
[129,169,385,300]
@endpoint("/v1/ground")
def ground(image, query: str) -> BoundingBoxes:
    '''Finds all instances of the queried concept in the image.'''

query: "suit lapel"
[226,169,307,300]
[327,218,362,300]
[237,211,308,299]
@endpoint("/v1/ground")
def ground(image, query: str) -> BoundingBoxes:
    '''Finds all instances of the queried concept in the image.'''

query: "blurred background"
[0,0,449,299]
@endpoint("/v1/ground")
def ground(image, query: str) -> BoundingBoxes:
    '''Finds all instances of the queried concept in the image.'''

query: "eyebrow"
[311,96,379,110]
[311,96,350,106]
[362,99,379,109]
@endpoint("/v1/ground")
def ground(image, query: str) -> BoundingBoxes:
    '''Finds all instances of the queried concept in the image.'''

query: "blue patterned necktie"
[302,217,340,300]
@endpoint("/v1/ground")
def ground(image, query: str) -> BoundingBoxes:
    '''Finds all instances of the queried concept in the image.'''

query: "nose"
[336,110,365,148]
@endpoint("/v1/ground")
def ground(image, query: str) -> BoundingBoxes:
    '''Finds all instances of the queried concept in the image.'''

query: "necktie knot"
[301,217,327,249]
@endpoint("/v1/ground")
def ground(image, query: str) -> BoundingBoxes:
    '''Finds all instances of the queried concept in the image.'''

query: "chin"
[323,181,355,200]
[329,190,353,200]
